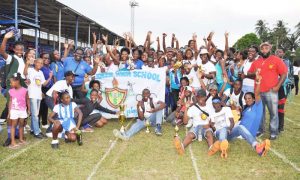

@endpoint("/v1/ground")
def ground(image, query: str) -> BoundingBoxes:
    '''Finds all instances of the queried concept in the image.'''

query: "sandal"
[8,144,20,150]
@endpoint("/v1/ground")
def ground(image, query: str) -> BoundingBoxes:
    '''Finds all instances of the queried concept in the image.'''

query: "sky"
[58,0,300,49]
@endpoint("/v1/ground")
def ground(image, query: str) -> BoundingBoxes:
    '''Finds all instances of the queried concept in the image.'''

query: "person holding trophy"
[113,88,166,140]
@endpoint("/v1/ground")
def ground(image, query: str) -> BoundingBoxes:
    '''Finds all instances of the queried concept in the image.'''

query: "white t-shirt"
[242,59,254,87]
[183,59,197,66]
[139,97,159,119]
[27,68,45,99]
[183,69,200,89]
[197,60,216,86]
[210,107,233,131]
[224,89,245,107]
[46,80,73,98]
[206,95,214,115]
[187,104,210,127]
[105,63,119,72]
[6,54,26,79]
[293,66,300,76]
[53,102,77,119]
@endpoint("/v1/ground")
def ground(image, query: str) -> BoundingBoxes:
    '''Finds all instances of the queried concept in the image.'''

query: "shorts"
[189,125,213,141]
[59,118,76,132]
[10,109,28,120]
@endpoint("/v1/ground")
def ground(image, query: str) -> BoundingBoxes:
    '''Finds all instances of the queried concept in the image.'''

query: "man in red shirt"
[248,42,287,140]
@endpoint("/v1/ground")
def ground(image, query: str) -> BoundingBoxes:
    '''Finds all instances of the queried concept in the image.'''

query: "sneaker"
[0,118,6,125]
[256,139,271,156]
[113,129,129,141]
[25,124,31,131]
[270,135,277,140]
[173,136,184,155]
[155,124,162,136]
[34,133,44,139]
[220,140,229,159]
[46,124,53,134]
[76,130,83,146]
[3,138,11,147]
[42,124,49,129]
[208,141,221,156]
[256,132,264,138]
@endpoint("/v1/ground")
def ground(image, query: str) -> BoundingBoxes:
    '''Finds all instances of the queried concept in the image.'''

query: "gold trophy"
[145,119,150,133]
[118,104,126,133]
[174,125,179,137]
[173,60,182,70]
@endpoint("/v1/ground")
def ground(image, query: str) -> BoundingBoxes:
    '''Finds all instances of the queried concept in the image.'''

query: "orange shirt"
[248,55,287,92]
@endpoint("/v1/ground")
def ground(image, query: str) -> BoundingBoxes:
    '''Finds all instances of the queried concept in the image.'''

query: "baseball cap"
[260,42,272,49]
[196,89,207,97]
[64,71,78,77]
[208,84,218,91]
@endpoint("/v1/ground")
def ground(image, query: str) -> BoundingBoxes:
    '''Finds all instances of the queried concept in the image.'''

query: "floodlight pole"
[34,0,39,57]
[75,16,79,49]
[14,0,18,41]
[58,8,61,55]
[129,1,139,40]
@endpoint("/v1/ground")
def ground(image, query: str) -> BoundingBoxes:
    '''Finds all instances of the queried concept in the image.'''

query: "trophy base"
[120,126,125,134]
[145,128,150,133]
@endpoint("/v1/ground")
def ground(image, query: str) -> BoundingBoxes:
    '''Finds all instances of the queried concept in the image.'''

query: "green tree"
[255,20,269,42]
[296,22,300,36]
[233,33,261,50]
[272,20,290,49]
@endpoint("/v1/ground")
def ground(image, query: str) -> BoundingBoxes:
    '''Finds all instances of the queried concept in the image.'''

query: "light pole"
[129,0,139,39]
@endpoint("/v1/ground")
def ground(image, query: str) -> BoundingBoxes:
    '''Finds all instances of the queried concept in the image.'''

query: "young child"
[8,73,30,149]
[24,58,53,139]
[48,91,83,149]
[209,97,234,159]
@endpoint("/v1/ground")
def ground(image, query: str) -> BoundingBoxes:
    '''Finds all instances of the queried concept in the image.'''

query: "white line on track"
[186,128,201,180]
[87,121,133,180]
[269,148,300,172]
[286,117,300,126]
[258,138,300,172]
[0,139,45,166]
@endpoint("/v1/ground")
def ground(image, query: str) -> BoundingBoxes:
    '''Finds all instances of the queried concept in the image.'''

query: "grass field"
[0,95,300,180]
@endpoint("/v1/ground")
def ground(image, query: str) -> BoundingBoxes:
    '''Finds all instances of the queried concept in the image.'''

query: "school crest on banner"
[105,78,127,109]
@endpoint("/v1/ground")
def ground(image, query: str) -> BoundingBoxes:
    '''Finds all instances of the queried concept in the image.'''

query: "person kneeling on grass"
[74,89,118,132]
[174,89,214,155]
[48,91,83,149]
[209,72,271,157]
[208,97,234,159]
[113,88,166,140]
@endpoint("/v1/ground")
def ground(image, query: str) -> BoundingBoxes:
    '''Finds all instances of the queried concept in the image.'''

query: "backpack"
[284,59,294,90]
[228,88,244,108]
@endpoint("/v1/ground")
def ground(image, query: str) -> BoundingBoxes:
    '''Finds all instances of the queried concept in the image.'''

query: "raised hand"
[68,40,74,48]
[162,33,167,38]
[4,31,14,39]
[225,31,229,38]
[156,36,160,42]
[102,34,108,44]
[93,54,100,65]
[192,33,197,40]
[92,32,97,40]
[207,31,214,41]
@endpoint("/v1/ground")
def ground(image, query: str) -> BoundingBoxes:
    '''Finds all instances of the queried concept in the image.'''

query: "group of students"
[0,30,298,157]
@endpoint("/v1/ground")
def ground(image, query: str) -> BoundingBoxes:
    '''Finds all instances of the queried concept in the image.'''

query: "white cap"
[199,48,209,55]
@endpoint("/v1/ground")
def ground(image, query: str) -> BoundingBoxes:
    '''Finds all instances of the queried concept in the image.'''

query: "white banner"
[95,68,166,118]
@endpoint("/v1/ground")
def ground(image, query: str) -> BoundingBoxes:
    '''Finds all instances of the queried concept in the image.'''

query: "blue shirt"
[169,70,182,90]
[41,66,53,88]
[50,61,64,81]
[63,57,92,86]
[240,100,263,137]
[125,59,144,69]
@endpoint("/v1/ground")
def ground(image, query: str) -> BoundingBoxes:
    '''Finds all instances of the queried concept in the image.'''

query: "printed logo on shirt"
[269,64,274,69]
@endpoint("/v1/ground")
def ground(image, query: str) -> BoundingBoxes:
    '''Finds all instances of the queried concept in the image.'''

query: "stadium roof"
[0,0,124,45]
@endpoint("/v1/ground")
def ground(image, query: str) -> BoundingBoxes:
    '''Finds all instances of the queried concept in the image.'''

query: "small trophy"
[174,125,179,137]
[118,104,126,133]
[145,119,150,133]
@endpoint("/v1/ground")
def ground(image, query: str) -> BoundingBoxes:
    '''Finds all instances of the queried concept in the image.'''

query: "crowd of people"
[0,29,299,159]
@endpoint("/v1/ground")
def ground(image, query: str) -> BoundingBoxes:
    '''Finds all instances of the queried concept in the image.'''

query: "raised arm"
[62,40,74,60]
[42,71,53,86]
[0,31,14,60]
[255,70,261,102]
[162,33,167,53]
[103,34,118,62]
[156,36,161,52]
[92,32,97,55]
[193,33,199,58]
[171,34,175,48]
[175,37,179,50]
[88,55,100,75]
[23,57,31,76]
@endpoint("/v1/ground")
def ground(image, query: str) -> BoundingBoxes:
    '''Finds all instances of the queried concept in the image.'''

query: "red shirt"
[248,55,287,92]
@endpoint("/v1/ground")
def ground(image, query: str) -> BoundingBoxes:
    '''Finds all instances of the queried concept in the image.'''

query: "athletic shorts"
[189,125,213,141]
[59,118,76,132]
[10,109,28,120]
